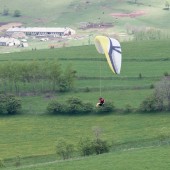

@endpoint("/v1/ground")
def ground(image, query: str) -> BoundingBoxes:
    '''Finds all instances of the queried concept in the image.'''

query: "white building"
[6,27,76,37]
[0,37,20,46]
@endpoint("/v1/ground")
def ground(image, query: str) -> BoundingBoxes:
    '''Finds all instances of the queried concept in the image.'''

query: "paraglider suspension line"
[99,59,102,96]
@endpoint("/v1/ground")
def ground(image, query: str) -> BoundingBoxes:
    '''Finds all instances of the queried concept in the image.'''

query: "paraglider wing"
[94,36,122,74]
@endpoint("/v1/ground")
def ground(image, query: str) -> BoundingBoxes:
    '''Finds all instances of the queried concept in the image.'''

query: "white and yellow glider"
[94,35,122,74]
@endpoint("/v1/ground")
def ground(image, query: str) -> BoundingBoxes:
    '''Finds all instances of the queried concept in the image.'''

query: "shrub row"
[56,136,110,160]
[47,97,115,115]
[47,93,170,116]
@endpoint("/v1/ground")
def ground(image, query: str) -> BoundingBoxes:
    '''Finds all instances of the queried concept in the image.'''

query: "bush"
[164,72,169,76]
[47,97,94,115]
[13,10,21,17]
[81,102,94,114]
[139,95,164,112]
[139,73,142,79]
[79,137,110,156]
[0,94,7,114]
[150,84,154,89]
[47,100,67,114]
[96,101,115,114]
[124,104,133,113]
[56,138,74,160]
[6,94,22,115]
[79,137,94,156]
[0,94,21,115]
[92,138,110,154]
[67,97,83,114]
[2,8,9,16]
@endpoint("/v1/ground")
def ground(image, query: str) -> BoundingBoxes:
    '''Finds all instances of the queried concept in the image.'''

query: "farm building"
[0,37,20,46]
[6,27,76,37]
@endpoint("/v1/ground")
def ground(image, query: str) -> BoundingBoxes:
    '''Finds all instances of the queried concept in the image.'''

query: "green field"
[1,113,170,169]
[0,39,169,96]
[0,38,170,169]
[5,145,169,170]
[1,1,170,167]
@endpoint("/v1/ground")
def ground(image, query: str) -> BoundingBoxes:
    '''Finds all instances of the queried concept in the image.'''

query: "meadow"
[0,0,170,168]
[0,0,170,31]
[5,145,170,170]
[0,38,169,169]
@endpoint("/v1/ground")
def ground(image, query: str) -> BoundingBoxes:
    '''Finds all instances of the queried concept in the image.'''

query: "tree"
[155,77,170,110]
[13,10,21,17]
[139,93,164,112]
[165,1,170,10]
[45,60,61,91]
[58,65,76,92]
[0,94,21,115]
[2,7,9,16]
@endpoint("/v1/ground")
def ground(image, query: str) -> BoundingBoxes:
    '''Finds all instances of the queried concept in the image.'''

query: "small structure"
[0,37,20,46]
[6,27,76,37]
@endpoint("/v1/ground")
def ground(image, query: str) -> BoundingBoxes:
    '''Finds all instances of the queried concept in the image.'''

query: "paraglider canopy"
[94,35,122,74]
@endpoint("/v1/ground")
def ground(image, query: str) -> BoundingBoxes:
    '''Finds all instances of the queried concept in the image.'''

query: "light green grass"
[8,145,170,170]
[1,112,170,160]
[0,39,169,169]
[0,1,170,169]
[21,89,153,113]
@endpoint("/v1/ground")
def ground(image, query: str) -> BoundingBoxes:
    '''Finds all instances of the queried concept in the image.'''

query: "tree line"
[0,60,76,94]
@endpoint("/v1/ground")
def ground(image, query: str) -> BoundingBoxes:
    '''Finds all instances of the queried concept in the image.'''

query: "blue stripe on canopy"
[108,39,117,74]
[108,39,121,74]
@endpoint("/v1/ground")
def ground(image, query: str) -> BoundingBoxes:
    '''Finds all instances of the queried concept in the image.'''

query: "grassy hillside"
[0,0,170,31]
[0,39,169,170]
[0,1,170,169]
[1,113,170,169]
[6,145,169,170]
[0,0,170,54]
[0,39,169,109]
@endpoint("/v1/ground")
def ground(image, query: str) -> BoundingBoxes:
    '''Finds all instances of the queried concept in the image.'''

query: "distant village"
[0,27,76,47]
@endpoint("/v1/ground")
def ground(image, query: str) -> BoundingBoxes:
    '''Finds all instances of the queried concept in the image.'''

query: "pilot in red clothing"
[96,97,105,107]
